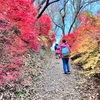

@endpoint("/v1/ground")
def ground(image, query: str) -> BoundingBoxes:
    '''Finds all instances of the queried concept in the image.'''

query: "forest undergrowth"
[0,47,100,100]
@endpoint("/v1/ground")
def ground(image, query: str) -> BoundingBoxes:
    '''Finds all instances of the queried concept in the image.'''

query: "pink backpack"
[55,49,60,54]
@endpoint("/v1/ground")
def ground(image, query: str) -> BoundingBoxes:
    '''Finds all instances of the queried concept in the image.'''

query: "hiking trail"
[33,55,83,100]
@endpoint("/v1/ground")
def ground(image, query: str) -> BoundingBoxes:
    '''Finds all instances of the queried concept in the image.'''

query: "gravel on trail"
[33,56,82,100]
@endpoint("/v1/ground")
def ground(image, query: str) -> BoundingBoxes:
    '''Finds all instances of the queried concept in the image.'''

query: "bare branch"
[47,8,63,29]
[80,0,100,10]
[37,0,60,18]
[68,9,80,34]
[68,0,100,34]
[38,0,46,11]
[48,0,60,6]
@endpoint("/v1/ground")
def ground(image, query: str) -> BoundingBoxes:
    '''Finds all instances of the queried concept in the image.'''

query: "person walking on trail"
[54,43,60,59]
[60,39,71,74]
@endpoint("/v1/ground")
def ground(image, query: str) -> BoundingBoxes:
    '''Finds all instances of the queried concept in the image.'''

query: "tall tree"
[68,0,100,34]
[46,0,69,35]
[34,0,60,18]
[46,0,100,35]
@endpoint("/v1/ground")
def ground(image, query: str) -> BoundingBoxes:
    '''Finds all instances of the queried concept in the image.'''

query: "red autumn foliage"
[0,0,39,51]
[78,11,91,24]
[0,0,55,85]
[0,0,55,51]
[36,14,52,35]
[0,32,25,85]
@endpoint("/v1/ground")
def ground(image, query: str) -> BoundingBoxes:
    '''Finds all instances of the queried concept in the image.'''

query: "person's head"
[55,43,58,45]
[62,39,66,43]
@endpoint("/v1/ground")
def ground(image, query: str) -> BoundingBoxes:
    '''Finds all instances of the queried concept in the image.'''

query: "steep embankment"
[0,48,53,99]
[70,35,100,100]
[0,48,99,100]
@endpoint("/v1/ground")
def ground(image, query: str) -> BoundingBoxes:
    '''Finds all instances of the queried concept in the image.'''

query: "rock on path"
[33,57,82,100]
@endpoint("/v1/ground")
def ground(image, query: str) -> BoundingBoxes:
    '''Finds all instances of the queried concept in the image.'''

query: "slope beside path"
[0,51,99,100]
[33,56,83,100]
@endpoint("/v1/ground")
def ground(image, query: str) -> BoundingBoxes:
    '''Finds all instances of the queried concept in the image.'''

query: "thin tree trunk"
[68,11,79,34]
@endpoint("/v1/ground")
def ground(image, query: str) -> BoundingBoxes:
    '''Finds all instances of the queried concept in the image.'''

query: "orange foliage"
[61,11,100,54]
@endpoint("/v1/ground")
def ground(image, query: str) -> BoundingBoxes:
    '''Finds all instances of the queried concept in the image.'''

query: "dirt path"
[33,56,83,100]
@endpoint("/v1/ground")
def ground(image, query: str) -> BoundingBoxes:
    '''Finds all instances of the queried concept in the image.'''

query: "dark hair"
[62,39,66,43]
[55,43,58,45]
